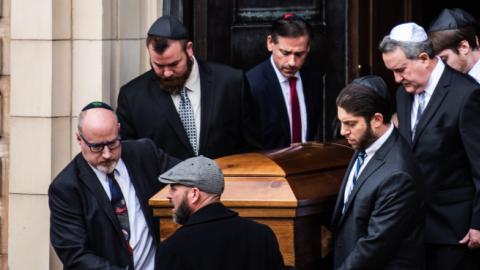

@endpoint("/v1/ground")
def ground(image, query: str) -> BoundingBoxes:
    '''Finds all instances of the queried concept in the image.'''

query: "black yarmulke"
[429,8,476,32]
[147,15,189,39]
[352,75,389,98]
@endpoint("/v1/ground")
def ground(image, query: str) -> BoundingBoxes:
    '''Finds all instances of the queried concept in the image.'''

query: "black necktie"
[107,172,132,255]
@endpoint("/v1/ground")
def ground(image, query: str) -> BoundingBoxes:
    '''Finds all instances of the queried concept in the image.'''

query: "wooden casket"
[149,142,353,269]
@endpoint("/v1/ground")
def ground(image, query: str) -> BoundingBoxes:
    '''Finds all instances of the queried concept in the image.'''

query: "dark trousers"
[426,244,480,270]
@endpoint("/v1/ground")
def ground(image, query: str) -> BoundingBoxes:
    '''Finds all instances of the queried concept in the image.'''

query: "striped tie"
[343,151,367,213]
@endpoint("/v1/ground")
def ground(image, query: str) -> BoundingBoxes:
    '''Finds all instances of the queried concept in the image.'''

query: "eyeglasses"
[79,133,121,153]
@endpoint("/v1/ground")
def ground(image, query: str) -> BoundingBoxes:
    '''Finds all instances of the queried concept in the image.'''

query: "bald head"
[77,108,121,174]
[78,108,118,135]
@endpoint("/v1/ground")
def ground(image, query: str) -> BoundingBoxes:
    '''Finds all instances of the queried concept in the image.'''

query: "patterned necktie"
[179,87,198,155]
[352,151,366,186]
[289,77,301,143]
[343,151,367,213]
[412,91,426,140]
[107,172,132,255]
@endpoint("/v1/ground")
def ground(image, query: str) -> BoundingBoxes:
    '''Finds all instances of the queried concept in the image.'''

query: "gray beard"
[95,161,117,174]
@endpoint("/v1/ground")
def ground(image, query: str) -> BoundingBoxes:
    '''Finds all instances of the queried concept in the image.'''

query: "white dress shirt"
[343,124,394,206]
[468,58,480,83]
[270,56,308,142]
[171,56,201,144]
[91,159,155,270]
[411,58,445,130]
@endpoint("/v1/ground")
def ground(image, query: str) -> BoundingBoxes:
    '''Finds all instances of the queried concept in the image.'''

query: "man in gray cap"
[332,75,424,269]
[428,8,480,83]
[117,15,262,160]
[155,156,285,270]
[380,22,480,270]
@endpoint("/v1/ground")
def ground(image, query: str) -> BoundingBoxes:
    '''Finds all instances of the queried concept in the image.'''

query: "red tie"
[289,77,301,143]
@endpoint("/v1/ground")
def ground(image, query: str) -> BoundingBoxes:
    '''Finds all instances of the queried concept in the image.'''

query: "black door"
[167,0,347,141]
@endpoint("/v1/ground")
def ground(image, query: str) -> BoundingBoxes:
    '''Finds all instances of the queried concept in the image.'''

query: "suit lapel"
[265,61,291,141]
[336,129,398,227]
[412,68,450,146]
[397,86,413,144]
[76,155,123,235]
[300,70,316,139]
[150,72,194,155]
[198,61,214,154]
[121,143,158,244]
[332,152,357,227]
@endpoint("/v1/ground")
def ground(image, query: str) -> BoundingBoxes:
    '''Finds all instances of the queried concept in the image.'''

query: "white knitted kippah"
[389,22,428,42]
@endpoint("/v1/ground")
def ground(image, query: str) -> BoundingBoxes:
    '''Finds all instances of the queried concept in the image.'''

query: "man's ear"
[186,41,194,58]
[418,52,430,62]
[457,40,471,55]
[267,35,274,52]
[189,187,200,203]
[76,132,82,146]
[371,113,384,129]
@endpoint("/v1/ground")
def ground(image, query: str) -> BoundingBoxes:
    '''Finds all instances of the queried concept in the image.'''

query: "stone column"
[9,0,163,269]
[9,0,71,269]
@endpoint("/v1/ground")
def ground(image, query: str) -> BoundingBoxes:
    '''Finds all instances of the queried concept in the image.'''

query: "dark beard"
[156,56,193,95]
[356,122,377,150]
[173,197,192,225]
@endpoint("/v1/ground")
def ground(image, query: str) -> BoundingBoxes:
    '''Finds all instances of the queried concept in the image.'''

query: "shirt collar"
[269,55,300,83]
[184,56,200,92]
[468,58,480,83]
[364,123,394,158]
[423,57,445,97]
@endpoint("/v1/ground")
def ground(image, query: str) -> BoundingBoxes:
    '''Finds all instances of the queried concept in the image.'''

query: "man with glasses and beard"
[155,156,285,270]
[49,102,178,269]
[331,76,424,269]
[117,15,262,160]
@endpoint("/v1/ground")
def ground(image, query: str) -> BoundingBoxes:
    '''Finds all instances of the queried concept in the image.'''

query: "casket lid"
[216,142,352,177]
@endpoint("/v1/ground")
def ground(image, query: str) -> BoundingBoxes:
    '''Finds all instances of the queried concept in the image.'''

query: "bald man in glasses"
[49,101,178,270]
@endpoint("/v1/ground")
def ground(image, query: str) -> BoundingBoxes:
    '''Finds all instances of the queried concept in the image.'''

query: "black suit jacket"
[246,59,322,149]
[396,64,480,244]
[332,129,425,269]
[49,139,178,269]
[117,60,262,160]
[155,203,285,270]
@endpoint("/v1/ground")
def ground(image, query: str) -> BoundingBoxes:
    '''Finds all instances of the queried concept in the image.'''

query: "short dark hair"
[336,83,392,124]
[146,36,188,54]
[428,26,478,54]
[271,13,313,44]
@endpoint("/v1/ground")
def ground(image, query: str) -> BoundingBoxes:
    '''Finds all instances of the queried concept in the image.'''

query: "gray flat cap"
[147,15,189,39]
[429,8,476,32]
[159,156,224,195]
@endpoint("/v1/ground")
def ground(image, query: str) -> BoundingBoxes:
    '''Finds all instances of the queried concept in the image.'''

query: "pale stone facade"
[0,0,11,268]
[6,0,164,268]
